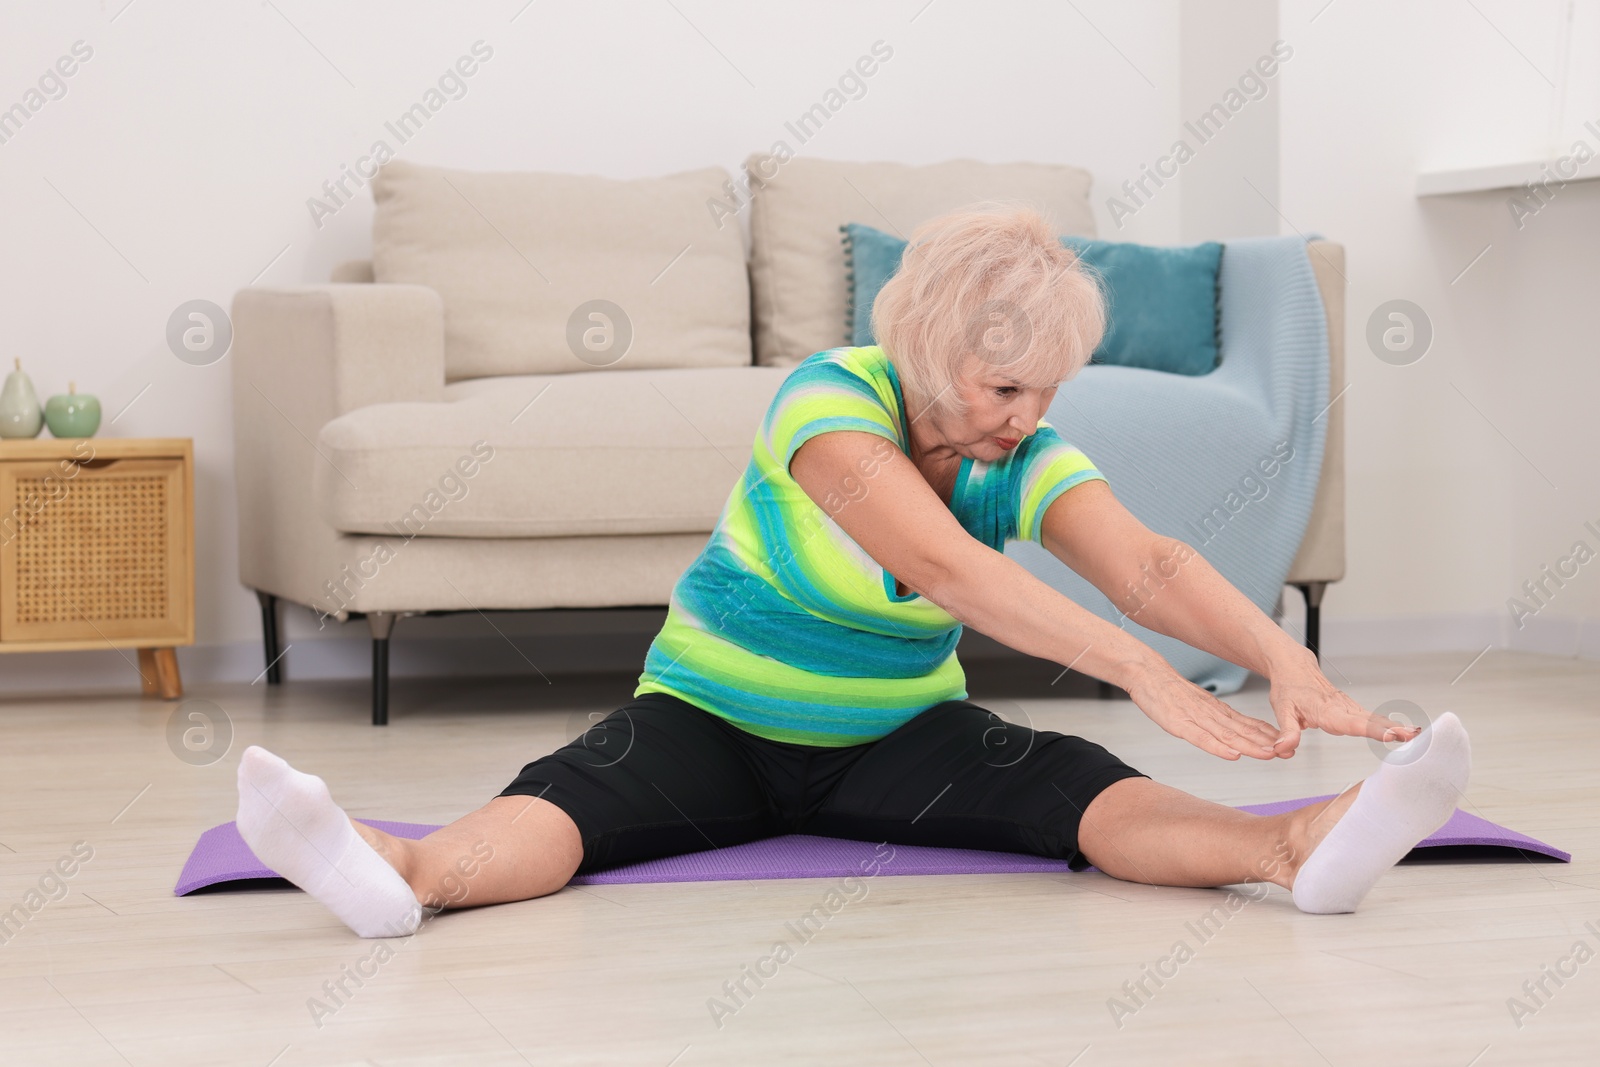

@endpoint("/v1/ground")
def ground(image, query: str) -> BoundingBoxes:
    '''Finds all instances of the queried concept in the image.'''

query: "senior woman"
[236,207,1470,938]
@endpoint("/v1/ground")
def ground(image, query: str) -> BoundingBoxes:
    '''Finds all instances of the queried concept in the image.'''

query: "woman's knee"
[409,796,586,907]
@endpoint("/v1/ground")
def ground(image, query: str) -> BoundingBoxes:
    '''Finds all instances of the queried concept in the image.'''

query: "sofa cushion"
[314,366,792,538]
[844,222,1225,377]
[842,220,909,348]
[1059,235,1223,375]
[370,159,752,381]
[746,155,1098,367]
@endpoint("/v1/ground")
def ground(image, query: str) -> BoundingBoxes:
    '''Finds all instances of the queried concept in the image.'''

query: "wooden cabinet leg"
[138,647,183,699]
[138,649,158,696]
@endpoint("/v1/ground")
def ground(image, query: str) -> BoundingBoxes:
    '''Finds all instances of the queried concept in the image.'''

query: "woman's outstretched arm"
[790,430,1284,761]
[1038,479,1308,679]
[1037,479,1420,756]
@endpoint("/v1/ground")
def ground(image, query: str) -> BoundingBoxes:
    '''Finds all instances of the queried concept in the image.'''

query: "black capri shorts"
[499,692,1150,875]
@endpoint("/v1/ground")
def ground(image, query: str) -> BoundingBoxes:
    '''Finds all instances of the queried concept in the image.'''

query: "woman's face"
[929,356,1059,460]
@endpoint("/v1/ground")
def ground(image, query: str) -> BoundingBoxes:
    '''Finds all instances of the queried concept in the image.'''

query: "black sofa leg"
[368,612,397,726]
[1294,581,1326,663]
[255,590,283,684]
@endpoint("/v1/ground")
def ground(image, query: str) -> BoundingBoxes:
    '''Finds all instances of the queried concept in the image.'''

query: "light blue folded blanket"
[1004,235,1330,695]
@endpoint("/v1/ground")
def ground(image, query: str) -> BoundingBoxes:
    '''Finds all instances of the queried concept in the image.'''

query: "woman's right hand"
[1125,666,1284,761]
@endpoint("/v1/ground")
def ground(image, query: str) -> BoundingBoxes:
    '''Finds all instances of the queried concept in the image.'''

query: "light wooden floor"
[0,649,1595,1066]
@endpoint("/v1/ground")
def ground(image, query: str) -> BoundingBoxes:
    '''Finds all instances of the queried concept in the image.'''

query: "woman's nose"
[1023,396,1051,432]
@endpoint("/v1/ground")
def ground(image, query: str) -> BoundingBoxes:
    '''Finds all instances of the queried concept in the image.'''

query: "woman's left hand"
[1267,665,1422,757]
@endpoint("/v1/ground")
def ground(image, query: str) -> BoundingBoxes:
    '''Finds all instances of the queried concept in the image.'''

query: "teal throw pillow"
[842,222,912,350]
[841,221,1223,376]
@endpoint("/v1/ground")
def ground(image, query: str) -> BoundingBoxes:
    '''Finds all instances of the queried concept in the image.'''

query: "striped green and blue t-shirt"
[634,345,1108,747]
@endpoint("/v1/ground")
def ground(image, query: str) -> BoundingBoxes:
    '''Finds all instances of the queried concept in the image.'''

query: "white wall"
[0,0,1182,691]
[1276,0,1600,663]
[1178,0,1281,241]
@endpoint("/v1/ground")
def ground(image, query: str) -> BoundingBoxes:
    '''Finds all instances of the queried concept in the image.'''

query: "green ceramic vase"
[0,358,44,439]
[45,381,101,438]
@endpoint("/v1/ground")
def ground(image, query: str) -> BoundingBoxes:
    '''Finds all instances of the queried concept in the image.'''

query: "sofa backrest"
[330,260,375,283]
[745,155,1098,367]
[366,159,751,382]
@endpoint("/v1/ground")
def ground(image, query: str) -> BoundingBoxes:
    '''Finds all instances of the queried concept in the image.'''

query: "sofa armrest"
[232,285,444,420]
[230,284,444,605]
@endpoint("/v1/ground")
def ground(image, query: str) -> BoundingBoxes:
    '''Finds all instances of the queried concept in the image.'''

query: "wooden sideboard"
[0,437,194,698]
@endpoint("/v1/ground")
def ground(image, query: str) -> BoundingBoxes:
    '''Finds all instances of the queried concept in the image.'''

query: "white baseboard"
[1316,612,1504,657]
[0,609,1593,698]
[0,625,661,697]
[1317,610,1598,660]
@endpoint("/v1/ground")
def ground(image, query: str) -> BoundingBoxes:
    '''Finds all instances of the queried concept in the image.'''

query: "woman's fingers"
[1183,707,1276,760]
[1228,709,1282,747]
[1363,711,1423,743]
[1208,722,1274,758]
[1320,694,1423,742]
[1136,674,1288,760]
[1254,673,1431,753]
[1175,719,1242,760]
[1205,700,1280,758]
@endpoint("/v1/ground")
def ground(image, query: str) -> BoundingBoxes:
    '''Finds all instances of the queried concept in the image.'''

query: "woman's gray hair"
[870,202,1107,423]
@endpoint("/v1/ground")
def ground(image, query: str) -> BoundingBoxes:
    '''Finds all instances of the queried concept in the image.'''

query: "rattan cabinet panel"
[2,457,188,642]
[0,439,193,685]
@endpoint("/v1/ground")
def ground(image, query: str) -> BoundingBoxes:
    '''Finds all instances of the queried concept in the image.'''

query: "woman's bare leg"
[1077,712,1470,911]
[1075,776,1356,890]
[351,795,584,911]
[236,745,584,937]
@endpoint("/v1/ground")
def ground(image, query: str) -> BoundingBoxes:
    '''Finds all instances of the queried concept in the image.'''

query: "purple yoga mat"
[173,795,1569,896]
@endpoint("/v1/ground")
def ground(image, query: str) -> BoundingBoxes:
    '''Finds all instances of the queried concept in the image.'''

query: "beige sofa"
[232,155,1344,724]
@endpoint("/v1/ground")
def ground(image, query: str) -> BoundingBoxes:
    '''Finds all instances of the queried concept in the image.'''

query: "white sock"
[1291,711,1471,914]
[236,745,421,938]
